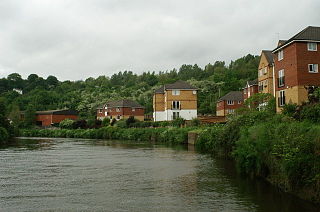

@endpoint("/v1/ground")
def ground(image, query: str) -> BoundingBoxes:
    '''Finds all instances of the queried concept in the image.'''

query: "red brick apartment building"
[35,109,78,127]
[97,99,145,121]
[216,91,243,116]
[272,26,320,112]
[243,79,258,101]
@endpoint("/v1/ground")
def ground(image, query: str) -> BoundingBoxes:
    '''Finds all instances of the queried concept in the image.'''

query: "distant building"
[153,80,197,121]
[34,109,78,127]
[272,26,320,112]
[243,79,258,101]
[216,91,243,116]
[13,88,23,95]
[258,50,274,96]
[97,99,145,121]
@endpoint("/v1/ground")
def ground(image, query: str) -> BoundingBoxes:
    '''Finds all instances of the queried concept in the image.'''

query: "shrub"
[102,118,110,127]
[116,120,127,128]
[300,103,320,123]
[172,117,185,127]
[190,118,201,127]
[110,118,117,126]
[59,119,74,129]
[0,127,9,144]
[282,103,298,118]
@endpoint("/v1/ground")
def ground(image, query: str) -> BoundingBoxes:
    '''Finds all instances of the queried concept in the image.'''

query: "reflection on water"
[0,138,318,212]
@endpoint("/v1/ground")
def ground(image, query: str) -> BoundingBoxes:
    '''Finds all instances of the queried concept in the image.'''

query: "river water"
[0,138,318,212]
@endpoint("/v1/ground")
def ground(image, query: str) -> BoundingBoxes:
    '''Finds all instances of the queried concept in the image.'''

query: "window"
[116,108,120,112]
[193,90,197,95]
[308,64,319,73]
[117,115,121,119]
[278,50,283,61]
[279,90,285,106]
[172,101,180,109]
[172,90,180,96]
[278,69,285,87]
[258,81,263,91]
[308,42,317,51]
[238,100,242,104]
[227,109,235,114]
[173,112,180,119]
[227,100,234,105]
[263,68,267,75]
[132,108,135,112]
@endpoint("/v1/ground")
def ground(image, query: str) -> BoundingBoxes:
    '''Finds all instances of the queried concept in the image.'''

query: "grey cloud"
[0,0,319,80]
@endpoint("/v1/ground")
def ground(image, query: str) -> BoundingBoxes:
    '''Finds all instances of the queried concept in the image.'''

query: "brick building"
[97,99,145,121]
[216,91,243,116]
[243,79,258,101]
[258,50,275,96]
[34,109,78,127]
[153,81,197,121]
[272,26,320,112]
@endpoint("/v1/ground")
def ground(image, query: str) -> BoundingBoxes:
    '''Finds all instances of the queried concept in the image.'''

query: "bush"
[282,103,298,118]
[110,118,117,126]
[190,118,201,127]
[300,103,320,123]
[172,117,185,127]
[102,118,110,127]
[59,119,74,129]
[0,127,9,144]
[116,119,127,128]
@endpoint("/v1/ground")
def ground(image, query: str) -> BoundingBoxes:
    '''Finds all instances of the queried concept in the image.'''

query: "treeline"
[0,54,259,123]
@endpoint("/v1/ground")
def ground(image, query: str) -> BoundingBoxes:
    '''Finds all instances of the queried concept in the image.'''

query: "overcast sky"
[0,0,319,81]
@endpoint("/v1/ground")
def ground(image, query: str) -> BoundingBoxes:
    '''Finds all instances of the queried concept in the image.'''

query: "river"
[0,138,318,212]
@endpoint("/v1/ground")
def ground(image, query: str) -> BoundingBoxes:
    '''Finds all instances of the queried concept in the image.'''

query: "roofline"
[164,88,198,91]
[273,40,320,53]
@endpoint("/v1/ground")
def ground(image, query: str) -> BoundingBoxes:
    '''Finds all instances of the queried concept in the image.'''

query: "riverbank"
[20,127,195,144]
[19,111,320,204]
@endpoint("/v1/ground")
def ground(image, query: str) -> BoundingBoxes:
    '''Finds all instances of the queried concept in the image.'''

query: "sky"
[0,0,319,81]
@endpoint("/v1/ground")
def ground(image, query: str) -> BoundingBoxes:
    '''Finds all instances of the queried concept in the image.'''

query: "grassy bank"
[195,111,320,203]
[19,127,196,144]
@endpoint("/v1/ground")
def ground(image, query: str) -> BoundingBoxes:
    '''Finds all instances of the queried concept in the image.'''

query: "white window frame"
[308,42,317,51]
[238,100,242,104]
[192,90,197,95]
[278,69,284,87]
[173,111,180,119]
[116,107,120,112]
[132,108,135,112]
[172,90,180,96]
[172,101,180,110]
[227,109,235,114]
[278,50,283,61]
[308,64,319,73]
[279,90,285,106]
[227,100,234,105]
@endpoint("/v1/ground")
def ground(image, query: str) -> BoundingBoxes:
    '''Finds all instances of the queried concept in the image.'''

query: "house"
[97,99,145,121]
[258,50,275,96]
[153,80,197,121]
[34,109,78,127]
[243,79,258,101]
[272,26,320,112]
[216,91,243,116]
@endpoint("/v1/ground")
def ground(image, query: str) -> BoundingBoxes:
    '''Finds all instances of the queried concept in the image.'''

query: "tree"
[23,105,36,127]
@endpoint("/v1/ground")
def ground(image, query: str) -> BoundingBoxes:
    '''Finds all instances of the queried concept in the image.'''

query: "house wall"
[106,107,145,120]
[274,42,320,112]
[258,53,274,95]
[165,90,197,110]
[216,100,243,116]
[36,114,78,126]
[96,109,106,120]
[243,85,259,101]
[153,93,165,111]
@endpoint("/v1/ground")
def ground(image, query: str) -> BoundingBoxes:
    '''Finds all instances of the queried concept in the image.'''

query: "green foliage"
[300,103,320,123]
[172,117,185,127]
[110,118,117,126]
[59,119,74,129]
[282,103,298,117]
[190,118,201,127]
[23,104,36,127]
[126,116,137,127]
[244,93,275,112]
[115,120,127,128]
[0,127,9,144]
[102,118,110,127]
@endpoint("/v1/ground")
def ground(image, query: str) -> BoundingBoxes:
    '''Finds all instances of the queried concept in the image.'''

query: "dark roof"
[248,79,258,86]
[274,26,320,52]
[155,86,165,94]
[106,99,144,108]
[35,109,78,115]
[261,50,273,64]
[218,91,243,102]
[154,80,196,93]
